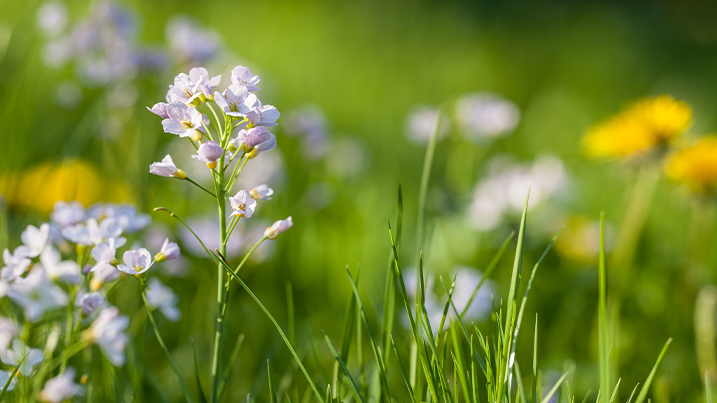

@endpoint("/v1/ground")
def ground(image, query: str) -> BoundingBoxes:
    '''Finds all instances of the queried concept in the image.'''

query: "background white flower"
[146,278,181,322]
[2,340,43,376]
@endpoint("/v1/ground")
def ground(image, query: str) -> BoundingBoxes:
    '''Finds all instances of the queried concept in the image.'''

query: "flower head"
[117,248,152,275]
[85,307,129,366]
[77,292,105,317]
[38,367,83,403]
[264,217,293,240]
[2,340,43,376]
[215,84,250,117]
[238,127,277,158]
[230,65,260,91]
[584,95,693,159]
[162,102,203,138]
[404,105,451,145]
[244,94,279,127]
[167,68,220,105]
[229,190,257,218]
[250,184,273,200]
[149,154,186,179]
[15,224,50,258]
[1,248,32,282]
[0,319,18,355]
[39,246,81,284]
[455,93,520,142]
[146,278,181,322]
[154,239,180,263]
[8,269,68,322]
[50,201,85,228]
[665,136,717,193]
[192,140,224,169]
[147,102,170,119]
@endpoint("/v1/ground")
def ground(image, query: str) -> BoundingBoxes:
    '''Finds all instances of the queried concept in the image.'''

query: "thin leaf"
[599,212,610,403]
[542,371,569,403]
[191,339,208,403]
[268,360,278,403]
[634,338,672,403]
[324,333,367,403]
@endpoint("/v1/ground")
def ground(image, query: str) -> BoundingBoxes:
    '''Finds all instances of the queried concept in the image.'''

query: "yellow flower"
[665,136,717,194]
[583,95,693,159]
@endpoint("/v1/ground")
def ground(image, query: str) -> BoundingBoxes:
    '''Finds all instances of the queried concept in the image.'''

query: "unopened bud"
[154,252,167,263]
[81,374,89,384]
[90,278,103,292]
[207,161,218,170]
[190,131,203,142]
[174,169,187,180]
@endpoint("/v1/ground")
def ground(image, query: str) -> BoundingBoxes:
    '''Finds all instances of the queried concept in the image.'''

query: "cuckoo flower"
[238,127,277,157]
[244,94,279,127]
[192,140,224,169]
[8,269,68,321]
[1,340,43,376]
[264,217,293,240]
[147,102,170,119]
[15,224,50,258]
[230,65,260,91]
[149,154,186,179]
[85,307,129,366]
[154,239,180,263]
[38,367,83,403]
[117,248,152,275]
[215,83,250,117]
[250,184,273,200]
[1,248,32,282]
[39,246,81,284]
[50,201,85,228]
[162,102,203,138]
[146,278,181,322]
[229,190,257,218]
[0,319,17,355]
[77,292,105,317]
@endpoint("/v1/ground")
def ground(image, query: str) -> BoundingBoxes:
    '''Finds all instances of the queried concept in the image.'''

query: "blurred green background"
[2,0,717,401]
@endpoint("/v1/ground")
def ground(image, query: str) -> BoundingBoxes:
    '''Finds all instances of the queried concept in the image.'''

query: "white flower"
[1,248,31,282]
[117,248,152,275]
[89,264,120,291]
[238,127,277,157]
[150,154,186,179]
[162,102,203,138]
[154,239,180,263]
[86,307,129,366]
[455,92,520,142]
[191,140,224,169]
[0,319,18,355]
[230,65,260,91]
[8,269,68,322]
[38,366,83,403]
[165,16,221,65]
[15,224,50,258]
[103,204,150,234]
[76,292,105,316]
[36,1,68,37]
[91,239,117,266]
[0,370,16,391]
[215,83,250,117]
[146,278,181,322]
[243,94,279,127]
[39,246,81,284]
[404,105,451,145]
[229,190,257,218]
[50,201,85,228]
[264,217,293,240]
[250,184,273,200]
[1,340,43,376]
[61,218,125,247]
[147,102,170,119]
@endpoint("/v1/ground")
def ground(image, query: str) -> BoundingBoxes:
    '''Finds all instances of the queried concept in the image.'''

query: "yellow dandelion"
[665,136,717,194]
[584,95,692,159]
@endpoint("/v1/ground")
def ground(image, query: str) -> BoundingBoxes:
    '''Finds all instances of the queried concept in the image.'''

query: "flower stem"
[185,177,217,198]
[225,157,249,194]
[140,289,194,403]
[211,148,228,403]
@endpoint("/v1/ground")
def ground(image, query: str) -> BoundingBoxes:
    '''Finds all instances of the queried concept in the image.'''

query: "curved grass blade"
[599,212,610,403]
[391,335,416,402]
[625,383,639,403]
[542,371,569,403]
[634,338,672,403]
[191,339,208,403]
[609,378,621,403]
[0,354,24,400]
[324,332,367,403]
[268,360,278,403]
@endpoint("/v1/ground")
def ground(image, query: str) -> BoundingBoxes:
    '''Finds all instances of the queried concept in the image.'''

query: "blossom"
[149,154,186,179]
[244,94,279,127]
[455,92,520,142]
[665,136,717,193]
[15,224,50,258]
[1,248,31,282]
[192,141,224,169]
[117,248,152,275]
[166,16,222,65]
[250,184,273,200]
[215,84,250,117]
[77,292,105,316]
[102,204,150,233]
[167,68,221,105]
[50,201,85,228]
[146,278,181,322]
[162,102,203,138]
[36,1,68,37]
[89,264,120,291]
[61,218,125,247]
[85,307,129,366]
[229,190,257,218]
[154,239,180,263]
[584,95,692,158]
[230,65,260,91]
[147,102,170,119]
[38,367,83,403]
[0,319,18,355]
[0,371,15,391]
[238,127,277,157]
[8,269,68,321]
[2,340,43,376]
[404,105,451,145]
[264,217,293,240]
[39,246,81,284]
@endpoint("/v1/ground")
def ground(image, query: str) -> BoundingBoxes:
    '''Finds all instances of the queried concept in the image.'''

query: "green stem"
[225,156,249,194]
[211,147,228,403]
[416,108,442,254]
[140,289,194,403]
[185,177,217,198]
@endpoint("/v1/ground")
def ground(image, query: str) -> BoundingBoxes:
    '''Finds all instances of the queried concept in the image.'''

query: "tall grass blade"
[391,335,416,402]
[191,339,208,403]
[324,333,367,403]
[533,314,538,403]
[514,360,529,403]
[541,371,569,403]
[608,378,621,403]
[625,384,639,403]
[599,212,610,403]
[416,108,442,253]
[340,268,359,361]
[0,354,24,400]
[706,371,713,403]
[634,338,672,403]
[217,334,245,400]
[268,360,278,403]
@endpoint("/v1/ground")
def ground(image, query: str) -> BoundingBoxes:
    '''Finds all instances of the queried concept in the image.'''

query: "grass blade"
[0,354,23,400]
[707,371,713,403]
[416,108,442,253]
[324,333,367,403]
[268,360,278,403]
[625,383,639,403]
[599,212,610,403]
[542,371,569,403]
[634,338,672,403]
[217,334,245,401]
[609,378,621,403]
[191,339,208,403]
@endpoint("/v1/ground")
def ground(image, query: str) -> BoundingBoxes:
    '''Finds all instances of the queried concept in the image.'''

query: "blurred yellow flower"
[554,216,602,264]
[0,159,135,214]
[583,95,692,158]
[665,136,717,194]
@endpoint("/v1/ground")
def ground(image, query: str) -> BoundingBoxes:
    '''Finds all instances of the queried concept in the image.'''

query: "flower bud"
[264,217,293,240]
[190,131,203,142]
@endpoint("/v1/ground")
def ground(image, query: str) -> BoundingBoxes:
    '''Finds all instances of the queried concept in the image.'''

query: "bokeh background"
[2,0,717,401]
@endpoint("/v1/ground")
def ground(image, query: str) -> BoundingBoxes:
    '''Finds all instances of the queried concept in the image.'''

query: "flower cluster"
[583,95,693,159]
[0,200,182,399]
